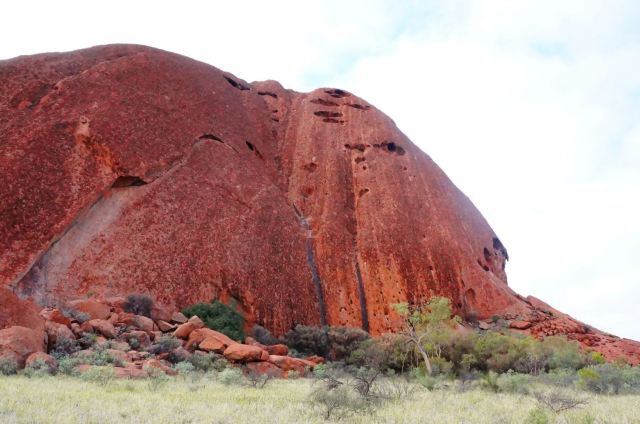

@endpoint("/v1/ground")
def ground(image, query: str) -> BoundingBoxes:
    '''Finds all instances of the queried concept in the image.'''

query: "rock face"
[0,44,638,364]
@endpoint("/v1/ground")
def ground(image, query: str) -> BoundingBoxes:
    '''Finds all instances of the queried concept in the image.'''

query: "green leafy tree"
[392,296,460,375]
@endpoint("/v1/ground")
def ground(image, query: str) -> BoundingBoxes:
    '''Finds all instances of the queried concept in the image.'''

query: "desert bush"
[480,371,501,393]
[148,335,182,355]
[189,352,228,372]
[375,377,421,401]
[577,364,638,395]
[174,361,196,375]
[525,407,551,424]
[532,388,588,414]
[250,325,281,345]
[586,351,606,366]
[539,368,579,388]
[57,356,79,375]
[80,366,115,386]
[23,359,52,378]
[78,333,98,349]
[245,370,271,388]
[144,366,171,391]
[183,300,245,341]
[127,336,141,351]
[542,336,586,371]
[327,327,370,361]
[285,325,330,357]
[83,346,123,367]
[0,357,19,375]
[310,382,370,420]
[51,336,80,359]
[413,368,447,391]
[497,370,533,394]
[165,347,191,364]
[123,294,153,317]
[351,367,381,398]
[218,367,245,386]
[348,333,413,372]
[474,332,526,373]
[62,307,90,323]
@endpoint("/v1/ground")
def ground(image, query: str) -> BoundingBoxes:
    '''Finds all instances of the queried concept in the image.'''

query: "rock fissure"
[293,205,327,326]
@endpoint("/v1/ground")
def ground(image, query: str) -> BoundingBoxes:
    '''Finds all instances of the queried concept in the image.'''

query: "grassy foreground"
[1,375,639,424]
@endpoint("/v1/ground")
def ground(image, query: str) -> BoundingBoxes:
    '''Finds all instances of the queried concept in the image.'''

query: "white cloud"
[2,1,639,339]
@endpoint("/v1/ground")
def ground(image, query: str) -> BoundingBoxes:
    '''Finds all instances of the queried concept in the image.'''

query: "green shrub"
[481,371,501,393]
[189,352,228,372]
[23,359,52,378]
[62,307,90,324]
[327,327,369,361]
[174,361,196,375]
[123,294,153,317]
[144,366,171,391]
[525,407,551,424]
[309,383,370,420]
[497,371,533,394]
[218,367,244,385]
[578,364,635,395]
[285,325,330,357]
[148,335,182,355]
[57,356,79,375]
[0,357,19,375]
[183,300,245,341]
[78,333,98,349]
[542,336,585,371]
[51,336,80,359]
[80,366,115,386]
[127,336,141,351]
[250,325,281,345]
[586,351,606,365]
[83,347,123,367]
[539,368,579,388]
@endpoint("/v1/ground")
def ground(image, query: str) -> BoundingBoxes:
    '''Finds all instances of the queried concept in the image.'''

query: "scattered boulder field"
[0,297,322,378]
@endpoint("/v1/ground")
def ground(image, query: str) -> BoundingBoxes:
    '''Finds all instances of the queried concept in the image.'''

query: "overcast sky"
[3,1,639,340]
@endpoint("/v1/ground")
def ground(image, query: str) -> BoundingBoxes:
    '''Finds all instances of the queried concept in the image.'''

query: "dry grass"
[0,375,639,423]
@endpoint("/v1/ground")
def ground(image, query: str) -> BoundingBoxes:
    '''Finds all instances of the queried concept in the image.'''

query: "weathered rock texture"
[1,45,638,364]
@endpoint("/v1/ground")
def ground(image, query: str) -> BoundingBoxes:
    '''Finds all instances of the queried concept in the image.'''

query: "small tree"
[392,296,460,375]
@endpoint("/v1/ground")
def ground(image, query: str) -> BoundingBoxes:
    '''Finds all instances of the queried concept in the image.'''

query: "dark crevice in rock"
[483,247,491,262]
[199,133,223,142]
[325,89,351,98]
[257,91,278,98]
[323,118,344,124]
[111,176,147,188]
[310,98,339,107]
[355,260,370,332]
[302,162,318,172]
[245,141,263,159]
[346,103,370,111]
[224,76,250,91]
[293,205,327,326]
[314,111,343,118]
[358,188,369,197]
[477,259,490,272]
[384,142,406,155]
[344,143,366,152]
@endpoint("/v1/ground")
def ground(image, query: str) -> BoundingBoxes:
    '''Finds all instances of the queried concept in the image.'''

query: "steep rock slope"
[0,45,637,362]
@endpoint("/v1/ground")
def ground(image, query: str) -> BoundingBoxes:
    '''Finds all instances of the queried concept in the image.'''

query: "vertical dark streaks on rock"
[293,205,327,326]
